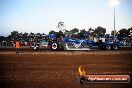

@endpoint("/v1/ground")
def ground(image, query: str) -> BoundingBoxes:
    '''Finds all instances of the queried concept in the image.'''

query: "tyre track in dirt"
[0,51,132,88]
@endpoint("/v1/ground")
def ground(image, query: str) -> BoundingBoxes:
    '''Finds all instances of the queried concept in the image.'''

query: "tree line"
[0,26,132,43]
[49,26,132,40]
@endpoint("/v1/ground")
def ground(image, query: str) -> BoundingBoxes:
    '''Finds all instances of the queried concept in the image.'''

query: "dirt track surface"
[0,50,132,88]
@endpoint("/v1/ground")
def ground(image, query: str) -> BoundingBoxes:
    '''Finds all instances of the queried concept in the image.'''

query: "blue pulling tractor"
[31,33,122,50]
[50,37,122,51]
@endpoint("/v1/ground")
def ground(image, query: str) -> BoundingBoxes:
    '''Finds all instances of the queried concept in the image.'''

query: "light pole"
[110,0,119,42]
[130,30,132,49]
[114,6,116,42]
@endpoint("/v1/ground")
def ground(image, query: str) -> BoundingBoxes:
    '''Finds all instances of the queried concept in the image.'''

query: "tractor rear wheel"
[105,44,111,50]
[50,42,59,50]
[112,44,119,50]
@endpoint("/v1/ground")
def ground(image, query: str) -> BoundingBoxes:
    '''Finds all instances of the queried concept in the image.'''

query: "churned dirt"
[0,50,132,88]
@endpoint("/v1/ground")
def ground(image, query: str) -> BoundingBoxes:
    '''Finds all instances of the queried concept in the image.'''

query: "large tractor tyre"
[50,42,59,50]
[98,44,105,50]
[100,45,104,50]
[59,44,65,51]
[105,44,111,50]
[112,44,119,50]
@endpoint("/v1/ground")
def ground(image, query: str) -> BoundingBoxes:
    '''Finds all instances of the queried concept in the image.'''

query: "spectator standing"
[15,40,21,54]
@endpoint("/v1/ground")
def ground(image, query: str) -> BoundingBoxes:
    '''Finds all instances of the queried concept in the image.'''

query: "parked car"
[31,40,49,50]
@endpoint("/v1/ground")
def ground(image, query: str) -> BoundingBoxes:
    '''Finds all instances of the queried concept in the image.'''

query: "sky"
[0,0,132,36]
